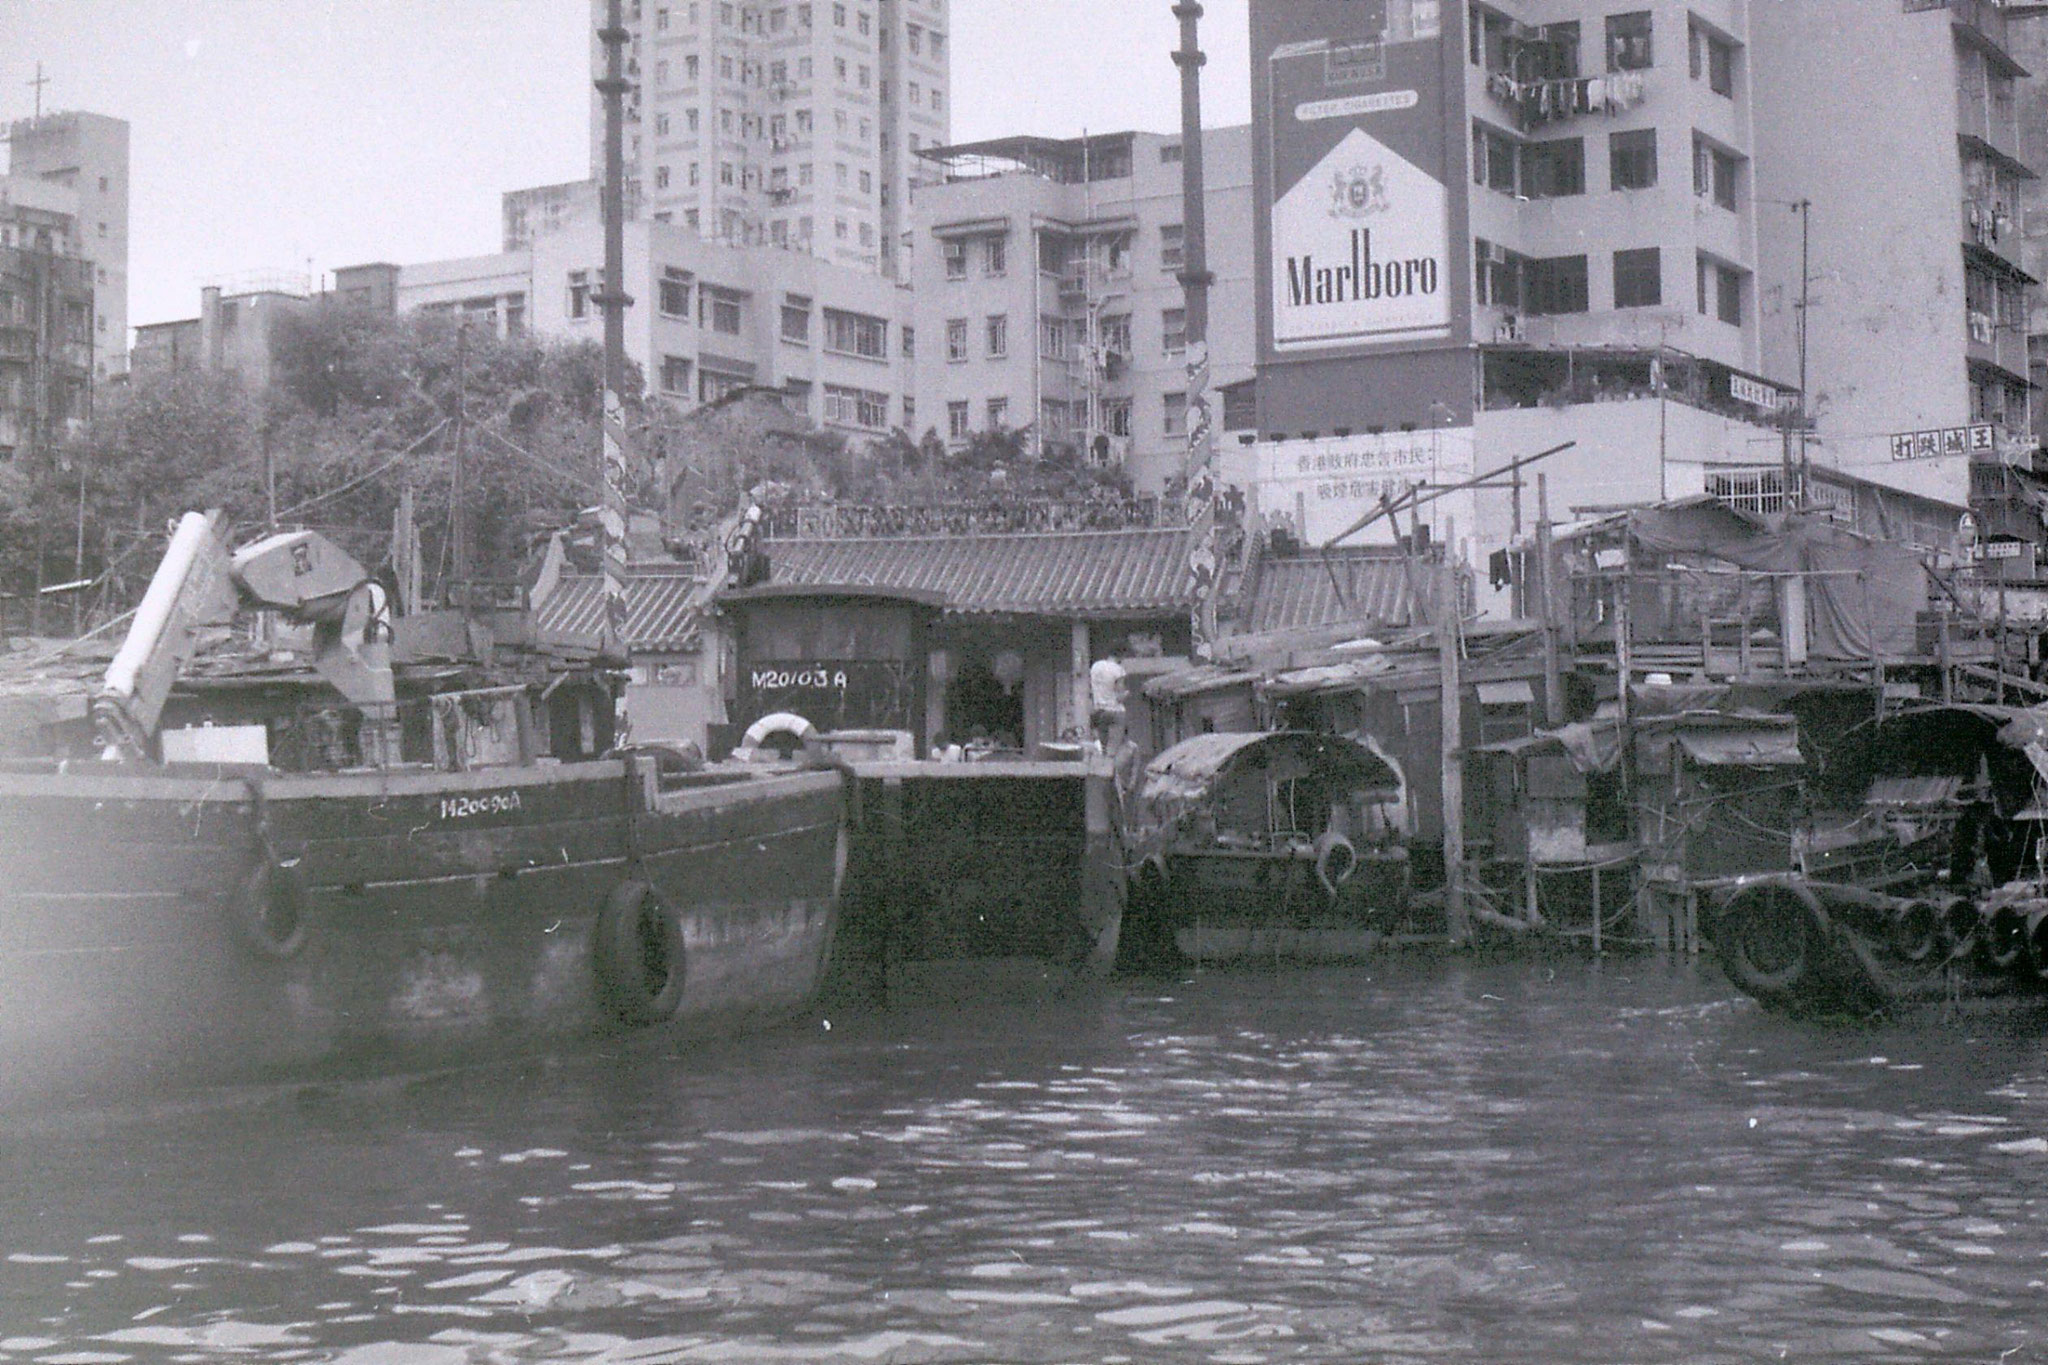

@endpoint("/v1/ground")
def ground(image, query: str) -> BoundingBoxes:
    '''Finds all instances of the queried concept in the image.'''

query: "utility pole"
[1793,198,1812,503]
[1439,518,1469,944]
[595,0,636,654]
[1537,473,1562,725]
[28,63,49,120]
[1173,1,1220,651]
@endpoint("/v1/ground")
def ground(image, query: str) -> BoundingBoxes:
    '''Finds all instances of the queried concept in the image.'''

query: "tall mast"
[595,0,635,650]
[1173,1,1219,650]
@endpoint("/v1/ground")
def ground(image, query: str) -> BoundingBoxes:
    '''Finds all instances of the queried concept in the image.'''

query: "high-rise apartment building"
[3,110,128,381]
[1753,0,2037,519]
[909,128,1256,494]
[595,0,951,279]
[1234,0,1795,576]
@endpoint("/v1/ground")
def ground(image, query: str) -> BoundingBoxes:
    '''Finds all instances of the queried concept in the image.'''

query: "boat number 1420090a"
[439,791,523,820]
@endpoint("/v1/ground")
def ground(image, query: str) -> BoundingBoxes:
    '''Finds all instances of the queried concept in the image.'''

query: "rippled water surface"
[7,957,2048,1362]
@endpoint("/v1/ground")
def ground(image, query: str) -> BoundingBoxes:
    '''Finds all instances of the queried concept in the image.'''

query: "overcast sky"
[2,0,1252,332]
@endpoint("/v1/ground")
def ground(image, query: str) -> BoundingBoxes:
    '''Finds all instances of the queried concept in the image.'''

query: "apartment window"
[1693,136,1739,211]
[720,1,734,21]
[987,397,1009,428]
[1524,255,1589,314]
[798,1,811,24]
[1698,256,1743,325]
[1612,247,1661,308]
[657,59,670,85]
[705,286,744,334]
[1163,391,1188,437]
[721,107,733,133]
[859,169,873,193]
[781,293,811,341]
[1040,315,1067,359]
[985,314,1009,358]
[909,81,921,105]
[946,317,968,360]
[931,88,943,111]
[983,234,1007,275]
[907,23,923,52]
[689,161,700,185]
[835,218,848,239]
[688,108,701,131]
[858,65,871,89]
[656,112,670,136]
[896,325,912,358]
[1162,306,1187,353]
[1100,314,1132,354]
[1606,12,1651,71]
[770,6,785,30]
[859,222,875,246]
[1161,142,1183,164]
[720,54,734,79]
[1474,239,1525,309]
[930,31,945,57]
[857,10,870,34]
[1609,129,1656,191]
[836,162,849,186]
[1103,396,1132,437]
[1690,23,1735,96]
[656,4,669,28]
[720,161,735,185]
[656,164,672,190]
[1473,122,1517,194]
[902,396,915,428]
[567,269,592,319]
[1521,138,1585,198]
[798,59,813,81]
[948,399,971,438]
[823,307,888,358]
[824,383,890,429]
[1161,222,1185,271]
[833,1,845,23]
[659,267,692,316]
[660,354,692,394]
[685,54,699,81]
[836,57,848,80]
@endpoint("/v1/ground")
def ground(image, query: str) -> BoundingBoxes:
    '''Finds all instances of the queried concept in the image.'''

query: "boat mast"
[595,0,635,650]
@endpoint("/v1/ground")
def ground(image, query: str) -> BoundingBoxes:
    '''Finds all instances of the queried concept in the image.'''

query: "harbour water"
[5,956,2048,1363]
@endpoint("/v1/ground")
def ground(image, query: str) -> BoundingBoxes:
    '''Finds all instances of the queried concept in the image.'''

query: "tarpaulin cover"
[1674,728,1805,767]
[1627,505,1927,661]
[1131,731,1404,857]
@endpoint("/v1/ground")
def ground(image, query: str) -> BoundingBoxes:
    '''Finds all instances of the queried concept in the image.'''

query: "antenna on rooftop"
[28,62,49,120]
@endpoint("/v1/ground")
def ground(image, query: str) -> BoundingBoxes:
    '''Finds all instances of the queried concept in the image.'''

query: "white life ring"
[734,710,815,761]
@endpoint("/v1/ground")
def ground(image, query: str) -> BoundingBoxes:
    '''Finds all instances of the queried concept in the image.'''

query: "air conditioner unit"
[1495,314,1524,342]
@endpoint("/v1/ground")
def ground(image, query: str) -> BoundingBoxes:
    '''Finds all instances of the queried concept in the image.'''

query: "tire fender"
[232,842,311,961]
[592,878,687,1026]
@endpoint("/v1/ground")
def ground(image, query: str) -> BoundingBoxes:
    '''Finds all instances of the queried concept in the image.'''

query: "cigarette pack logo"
[1330,163,1390,218]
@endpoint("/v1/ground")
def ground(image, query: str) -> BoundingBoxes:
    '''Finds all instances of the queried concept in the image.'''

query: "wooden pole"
[1439,516,1468,944]
[1537,473,1562,724]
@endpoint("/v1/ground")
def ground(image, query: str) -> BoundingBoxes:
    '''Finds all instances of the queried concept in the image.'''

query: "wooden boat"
[1116,731,1412,968]
[1705,703,2048,1016]
[0,514,847,1108]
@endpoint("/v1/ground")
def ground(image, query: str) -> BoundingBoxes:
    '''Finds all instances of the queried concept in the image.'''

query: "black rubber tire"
[1715,883,1822,1002]
[231,849,311,961]
[1888,900,1940,964]
[592,879,687,1026]
[1984,904,2029,972]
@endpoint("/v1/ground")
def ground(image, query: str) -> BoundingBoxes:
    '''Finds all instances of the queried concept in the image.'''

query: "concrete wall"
[1751,0,1972,506]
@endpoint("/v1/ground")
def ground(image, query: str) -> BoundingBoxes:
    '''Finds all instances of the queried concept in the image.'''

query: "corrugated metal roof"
[763,528,1196,617]
[1239,551,1423,634]
[535,573,703,650]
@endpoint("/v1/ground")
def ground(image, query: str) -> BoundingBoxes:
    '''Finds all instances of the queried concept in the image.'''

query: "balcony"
[1950,0,2029,78]
[1482,69,1647,134]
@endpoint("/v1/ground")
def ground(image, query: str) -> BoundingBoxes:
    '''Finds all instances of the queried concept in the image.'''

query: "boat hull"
[0,758,845,1105]
[1120,847,1416,967]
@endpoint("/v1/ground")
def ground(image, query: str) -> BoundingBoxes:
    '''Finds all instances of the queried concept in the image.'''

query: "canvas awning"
[1675,728,1805,767]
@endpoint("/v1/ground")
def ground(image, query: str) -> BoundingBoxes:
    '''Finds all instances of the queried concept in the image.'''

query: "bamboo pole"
[1440,517,1468,944]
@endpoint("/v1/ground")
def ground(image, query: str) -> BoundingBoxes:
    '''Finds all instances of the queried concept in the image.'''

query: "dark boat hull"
[0,758,845,1105]
[1122,847,1415,967]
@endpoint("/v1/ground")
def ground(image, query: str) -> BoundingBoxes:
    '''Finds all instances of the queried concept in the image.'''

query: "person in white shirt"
[1088,656,1127,749]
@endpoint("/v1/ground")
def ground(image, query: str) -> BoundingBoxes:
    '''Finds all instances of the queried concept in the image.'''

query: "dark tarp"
[1674,727,1804,767]
[1626,505,1927,662]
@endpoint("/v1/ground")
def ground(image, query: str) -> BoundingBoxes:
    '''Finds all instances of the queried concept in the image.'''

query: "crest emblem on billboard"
[1330,163,1390,218]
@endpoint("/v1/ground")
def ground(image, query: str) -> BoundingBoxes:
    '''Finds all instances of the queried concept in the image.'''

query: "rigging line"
[272,418,451,520]
[473,422,594,492]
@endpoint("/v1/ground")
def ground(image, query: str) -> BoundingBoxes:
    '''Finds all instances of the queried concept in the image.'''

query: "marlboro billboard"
[1254,0,1468,363]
